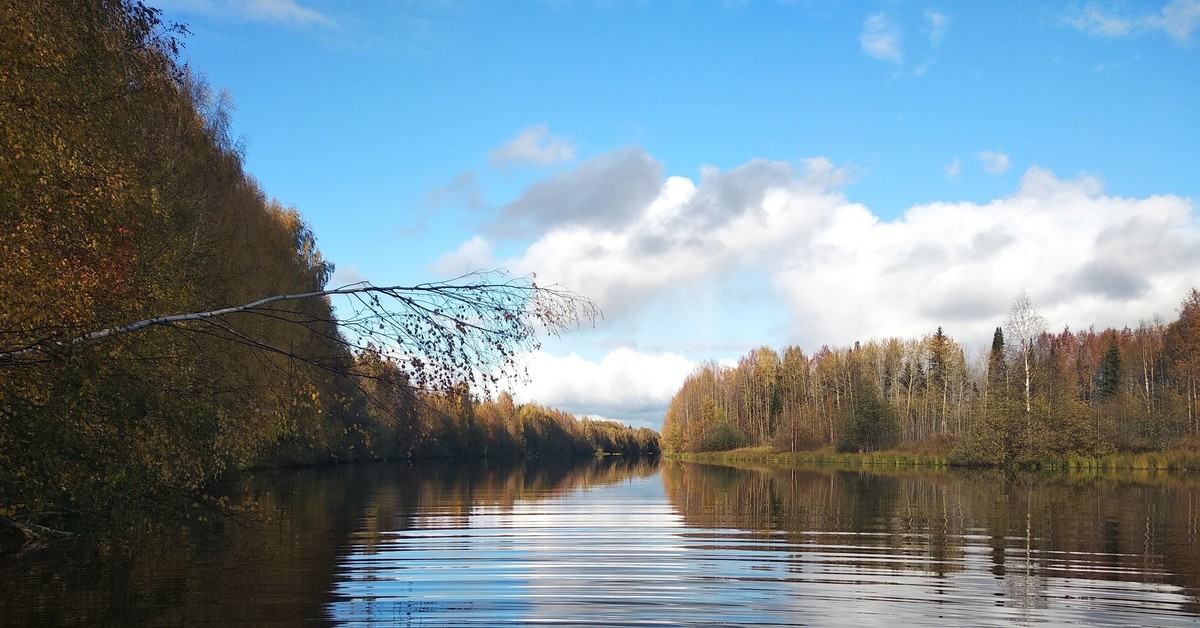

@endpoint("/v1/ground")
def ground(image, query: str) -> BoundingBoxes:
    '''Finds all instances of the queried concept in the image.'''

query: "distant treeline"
[662,291,1200,464]
[353,367,660,460]
[0,1,654,531]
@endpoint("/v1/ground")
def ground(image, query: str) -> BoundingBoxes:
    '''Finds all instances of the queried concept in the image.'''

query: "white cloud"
[860,10,953,76]
[489,157,844,319]
[799,156,855,189]
[1065,0,1200,45]
[1065,5,1133,38]
[159,0,335,27]
[924,10,951,44]
[504,348,696,427]
[245,0,333,26]
[775,167,1197,351]
[450,150,1198,428]
[1151,0,1200,44]
[860,13,904,64]
[489,124,577,168]
[976,150,1012,174]
[432,236,493,276]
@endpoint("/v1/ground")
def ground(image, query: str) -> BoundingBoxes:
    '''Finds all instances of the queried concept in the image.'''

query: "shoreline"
[666,447,1200,472]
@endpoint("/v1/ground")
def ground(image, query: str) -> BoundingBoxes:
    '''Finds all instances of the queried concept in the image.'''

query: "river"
[2,457,1198,626]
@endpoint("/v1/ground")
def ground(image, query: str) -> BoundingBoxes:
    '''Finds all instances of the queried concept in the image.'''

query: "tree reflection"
[662,463,1200,615]
[0,456,658,625]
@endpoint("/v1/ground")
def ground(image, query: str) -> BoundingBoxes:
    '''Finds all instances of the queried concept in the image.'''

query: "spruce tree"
[1098,333,1122,402]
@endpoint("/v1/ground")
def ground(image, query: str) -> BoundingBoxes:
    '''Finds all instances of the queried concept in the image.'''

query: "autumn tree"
[775,346,818,452]
[0,1,607,541]
[661,289,1200,462]
[1164,289,1200,436]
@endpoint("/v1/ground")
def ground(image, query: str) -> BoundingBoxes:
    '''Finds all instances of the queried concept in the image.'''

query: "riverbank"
[668,446,1200,472]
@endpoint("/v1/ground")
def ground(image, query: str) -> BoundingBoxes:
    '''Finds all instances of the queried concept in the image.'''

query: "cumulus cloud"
[491,146,663,237]
[976,150,1012,173]
[504,349,696,427]
[774,167,1198,349]
[860,13,904,64]
[462,149,1196,349]
[489,124,577,168]
[1065,0,1200,45]
[432,236,494,276]
[501,157,846,319]
[451,150,1198,427]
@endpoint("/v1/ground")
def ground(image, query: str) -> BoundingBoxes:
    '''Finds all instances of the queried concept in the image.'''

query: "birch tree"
[1,270,599,395]
[1004,292,1047,417]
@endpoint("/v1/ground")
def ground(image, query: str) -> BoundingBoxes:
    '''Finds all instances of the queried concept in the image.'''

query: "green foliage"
[987,327,1008,398]
[704,418,746,452]
[838,377,898,453]
[1098,332,1122,401]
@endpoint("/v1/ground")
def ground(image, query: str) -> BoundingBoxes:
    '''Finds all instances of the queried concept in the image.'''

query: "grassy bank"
[1028,451,1200,472]
[668,447,952,469]
[667,447,1200,472]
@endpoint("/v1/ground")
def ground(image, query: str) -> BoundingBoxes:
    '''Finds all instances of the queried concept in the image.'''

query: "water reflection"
[3,458,1199,626]
[330,456,679,626]
[662,462,1200,624]
[0,456,657,626]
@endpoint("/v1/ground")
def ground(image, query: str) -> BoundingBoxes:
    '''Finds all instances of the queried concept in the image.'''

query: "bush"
[704,419,746,452]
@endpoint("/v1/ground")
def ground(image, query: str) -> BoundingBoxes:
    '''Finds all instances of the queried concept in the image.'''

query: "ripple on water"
[326,475,1200,627]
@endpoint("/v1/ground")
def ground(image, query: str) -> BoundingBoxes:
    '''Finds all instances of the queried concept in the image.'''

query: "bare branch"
[1,270,600,394]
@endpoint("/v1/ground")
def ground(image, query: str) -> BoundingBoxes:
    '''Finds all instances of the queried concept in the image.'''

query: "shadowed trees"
[0,1,640,539]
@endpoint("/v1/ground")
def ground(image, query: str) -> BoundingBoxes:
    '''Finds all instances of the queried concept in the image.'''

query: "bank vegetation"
[662,291,1200,468]
[0,1,655,543]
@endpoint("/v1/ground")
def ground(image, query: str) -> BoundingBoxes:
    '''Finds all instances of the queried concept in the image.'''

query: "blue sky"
[153,0,1199,428]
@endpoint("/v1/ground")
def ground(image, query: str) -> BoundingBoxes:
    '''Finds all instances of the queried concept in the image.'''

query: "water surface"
[2,458,1198,626]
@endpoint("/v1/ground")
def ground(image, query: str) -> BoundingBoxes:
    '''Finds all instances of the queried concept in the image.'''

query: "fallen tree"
[1,270,599,394]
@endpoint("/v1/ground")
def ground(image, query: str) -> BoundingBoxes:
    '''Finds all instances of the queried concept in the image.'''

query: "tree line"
[661,290,1200,464]
[0,1,652,537]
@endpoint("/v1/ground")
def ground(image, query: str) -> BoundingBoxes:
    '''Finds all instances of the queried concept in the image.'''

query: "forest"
[661,291,1200,464]
[0,1,655,537]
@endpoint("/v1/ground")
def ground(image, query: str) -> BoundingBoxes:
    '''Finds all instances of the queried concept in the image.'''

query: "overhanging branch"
[1,270,600,393]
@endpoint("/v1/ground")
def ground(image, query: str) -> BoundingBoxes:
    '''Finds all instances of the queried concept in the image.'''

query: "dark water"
[2,458,1199,626]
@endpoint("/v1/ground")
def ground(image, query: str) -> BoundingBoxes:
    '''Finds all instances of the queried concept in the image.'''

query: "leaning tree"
[0,269,600,394]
